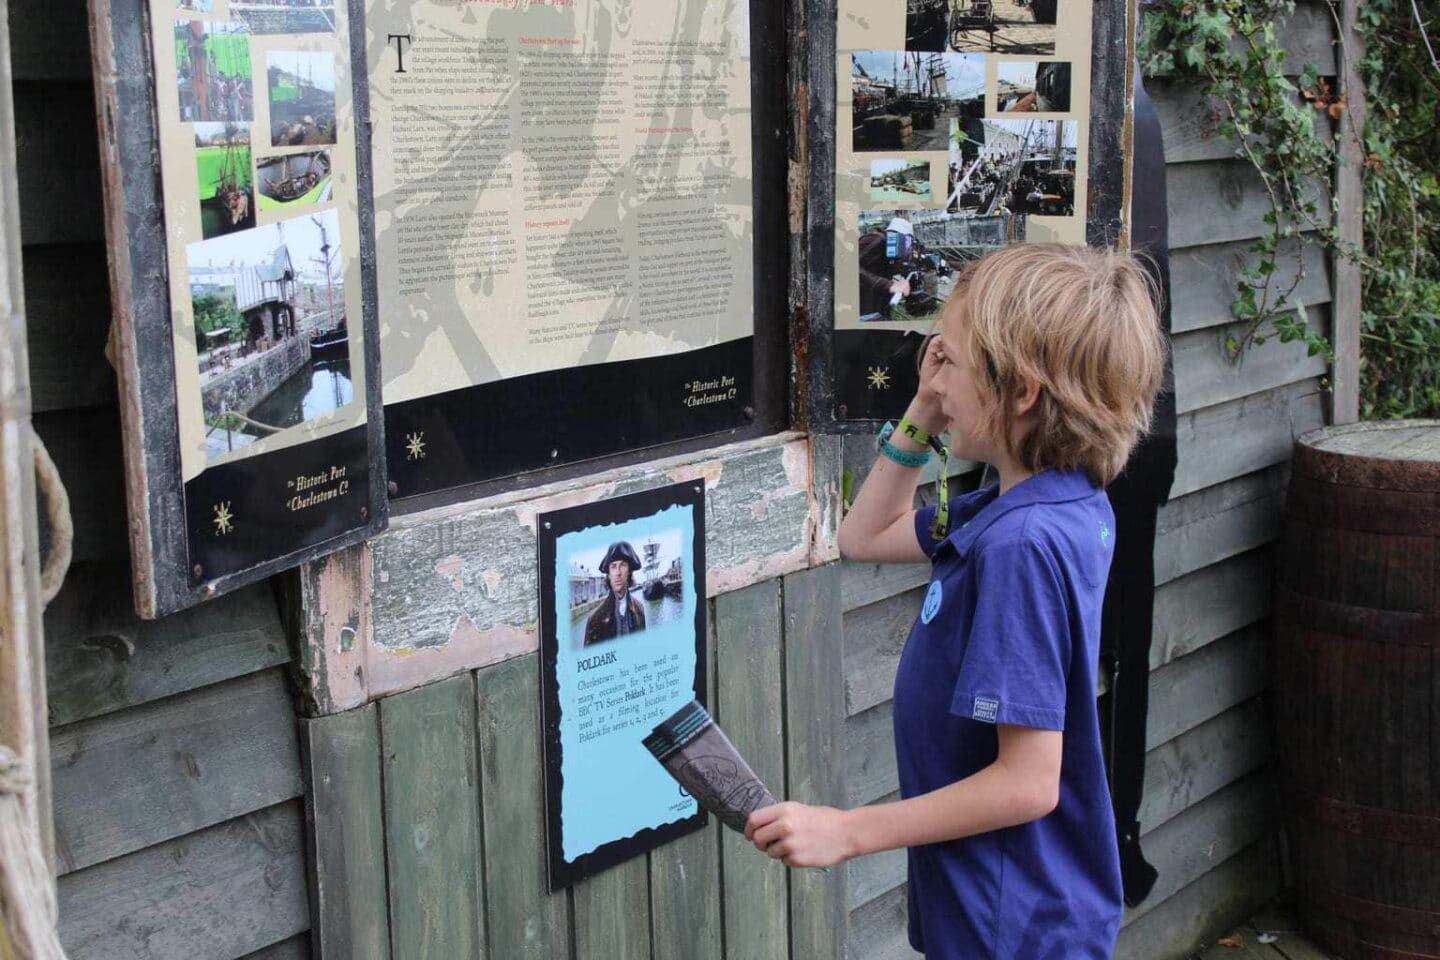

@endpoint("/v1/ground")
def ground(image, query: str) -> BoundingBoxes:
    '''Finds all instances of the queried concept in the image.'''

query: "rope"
[31,436,71,607]
[0,748,66,959]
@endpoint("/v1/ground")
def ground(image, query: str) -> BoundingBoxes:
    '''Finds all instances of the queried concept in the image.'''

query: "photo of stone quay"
[186,208,352,459]
[568,531,688,648]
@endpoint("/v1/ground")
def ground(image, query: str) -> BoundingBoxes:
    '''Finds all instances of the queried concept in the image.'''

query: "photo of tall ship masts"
[948,119,1075,218]
[853,51,982,152]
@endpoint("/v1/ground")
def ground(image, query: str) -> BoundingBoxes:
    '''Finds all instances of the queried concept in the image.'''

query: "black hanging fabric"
[1100,40,1180,908]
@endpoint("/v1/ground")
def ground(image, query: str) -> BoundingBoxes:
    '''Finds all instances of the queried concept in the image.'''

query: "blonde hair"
[945,243,1166,486]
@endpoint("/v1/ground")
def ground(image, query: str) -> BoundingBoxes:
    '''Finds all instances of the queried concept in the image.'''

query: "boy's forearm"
[838,397,946,552]
[844,759,1056,857]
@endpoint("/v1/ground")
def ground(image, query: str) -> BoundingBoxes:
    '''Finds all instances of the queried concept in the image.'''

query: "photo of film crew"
[948,118,1076,219]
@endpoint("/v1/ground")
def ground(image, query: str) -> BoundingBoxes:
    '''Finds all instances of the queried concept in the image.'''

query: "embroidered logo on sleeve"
[972,696,1000,723]
[921,580,943,624]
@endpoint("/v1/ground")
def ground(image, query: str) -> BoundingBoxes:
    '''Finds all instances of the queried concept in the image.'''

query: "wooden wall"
[840,5,1339,957]
[11,1,315,956]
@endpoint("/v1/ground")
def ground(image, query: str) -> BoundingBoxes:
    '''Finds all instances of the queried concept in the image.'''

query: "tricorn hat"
[598,541,642,575]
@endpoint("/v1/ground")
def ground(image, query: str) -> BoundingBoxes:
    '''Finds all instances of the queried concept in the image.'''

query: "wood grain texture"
[57,800,310,960]
[239,935,312,960]
[783,564,848,960]
[1329,0,1363,423]
[1150,548,1271,670]
[1137,697,1271,834]
[571,856,650,960]
[1166,160,1328,251]
[1172,307,1330,415]
[848,883,920,960]
[22,243,115,412]
[292,544,371,717]
[841,560,931,614]
[474,654,571,960]
[714,581,789,960]
[842,585,923,718]
[1172,379,1325,499]
[301,704,391,960]
[1145,624,1269,752]
[359,434,813,703]
[380,676,485,960]
[44,560,289,727]
[1153,466,1286,587]
[1144,1,1337,79]
[50,667,303,875]
[1170,237,1332,335]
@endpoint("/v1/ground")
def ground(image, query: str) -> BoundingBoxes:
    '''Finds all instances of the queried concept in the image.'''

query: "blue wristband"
[877,422,932,468]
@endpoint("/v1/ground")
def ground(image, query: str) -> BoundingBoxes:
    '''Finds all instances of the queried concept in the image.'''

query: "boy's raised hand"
[745,801,856,869]
[914,334,949,432]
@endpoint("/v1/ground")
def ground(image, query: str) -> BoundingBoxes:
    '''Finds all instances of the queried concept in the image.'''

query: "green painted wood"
[474,654,570,960]
[649,610,721,960]
[57,801,309,960]
[840,560,930,614]
[301,704,390,960]
[380,676,485,960]
[783,564,848,960]
[44,560,289,727]
[572,856,650,960]
[51,667,302,874]
[1113,839,1281,960]
[715,581,789,960]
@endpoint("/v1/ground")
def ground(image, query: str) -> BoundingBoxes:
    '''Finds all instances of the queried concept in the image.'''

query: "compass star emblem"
[867,365,891,390]
[405,431,426,461]
[212,501,234,536]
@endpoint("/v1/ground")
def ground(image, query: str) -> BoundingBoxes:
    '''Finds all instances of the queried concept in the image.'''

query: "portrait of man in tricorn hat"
[584,540,647,645]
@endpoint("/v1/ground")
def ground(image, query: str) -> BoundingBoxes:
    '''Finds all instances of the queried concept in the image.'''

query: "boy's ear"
[1012,373,1042,418]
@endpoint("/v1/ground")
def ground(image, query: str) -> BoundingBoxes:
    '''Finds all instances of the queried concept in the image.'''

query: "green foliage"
[193,291,243,340]
[1141,0,1440,417]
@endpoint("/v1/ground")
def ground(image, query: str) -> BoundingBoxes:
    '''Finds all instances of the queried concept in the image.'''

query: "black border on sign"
[807,0,1132,429]
[536,482,709,891]
[90,0,387,617]
[385,0,790,512]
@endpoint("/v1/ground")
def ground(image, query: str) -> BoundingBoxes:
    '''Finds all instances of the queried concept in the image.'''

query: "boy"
[745,244,1165,959]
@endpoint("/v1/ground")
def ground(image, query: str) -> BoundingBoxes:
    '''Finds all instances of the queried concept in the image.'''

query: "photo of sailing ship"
[186,209,352,460]
[256,150,332,213]
[230,0,336,35]
[175,20,253,123]
[267,51,336,147]
[195,123,255,239]
[851,50,984,152]
[947,118,1076,217]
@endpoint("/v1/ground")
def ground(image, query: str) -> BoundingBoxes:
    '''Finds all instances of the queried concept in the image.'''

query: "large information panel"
[93,0,386,617]
[368,1,758,498]
[829,0,1095,420]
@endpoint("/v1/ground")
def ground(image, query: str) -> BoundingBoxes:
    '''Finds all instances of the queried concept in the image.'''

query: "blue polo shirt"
[895,468,1123,959]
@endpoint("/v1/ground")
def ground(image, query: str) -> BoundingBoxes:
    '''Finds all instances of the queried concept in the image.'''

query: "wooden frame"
[88,0,387,619]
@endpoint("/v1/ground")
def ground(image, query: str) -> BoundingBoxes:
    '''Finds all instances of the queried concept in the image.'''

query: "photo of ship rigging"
[194,122,255,239]
[186,209,352,460]
[851,50,984,152]
[856,207,1020,323]
[177,0,213,13]
[870,159,933,204]
[174,20,253,123]
[567,528,688,648]
[907,0,1057,55]
[997,61,1072,112]
[230,0,336,35]
[947,118,1076,217]
[266,50,336,147]
[255,149,332,213]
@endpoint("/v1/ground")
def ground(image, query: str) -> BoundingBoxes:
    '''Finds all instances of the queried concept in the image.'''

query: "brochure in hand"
[643,700,777,832]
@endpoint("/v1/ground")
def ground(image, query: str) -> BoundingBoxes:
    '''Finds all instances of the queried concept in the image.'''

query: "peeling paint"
[434,554,465,592]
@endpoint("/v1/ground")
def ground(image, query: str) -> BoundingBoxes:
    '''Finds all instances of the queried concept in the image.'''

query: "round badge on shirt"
[921,580,943,624]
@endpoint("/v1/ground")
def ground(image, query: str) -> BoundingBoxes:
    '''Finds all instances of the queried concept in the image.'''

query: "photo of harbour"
[851,50,984,152]
[568,529,687,648]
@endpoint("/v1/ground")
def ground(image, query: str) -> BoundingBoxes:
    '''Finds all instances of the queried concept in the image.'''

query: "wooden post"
[1330,0,1364,424]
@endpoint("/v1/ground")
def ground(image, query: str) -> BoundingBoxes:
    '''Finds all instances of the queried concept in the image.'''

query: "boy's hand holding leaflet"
[644,700,776,833]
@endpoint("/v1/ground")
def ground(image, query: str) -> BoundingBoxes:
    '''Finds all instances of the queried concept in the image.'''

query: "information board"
[367,1,761,498]
[92,0,386,617]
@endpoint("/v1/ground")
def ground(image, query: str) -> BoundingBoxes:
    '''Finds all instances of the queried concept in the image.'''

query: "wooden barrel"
[1274,420,1440,959]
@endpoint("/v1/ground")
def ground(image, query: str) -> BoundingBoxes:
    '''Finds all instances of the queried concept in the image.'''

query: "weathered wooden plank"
[1330,0,1363,423]
[240,935,312,960]
[843,585,923,717]
[292,544,372,718]
[1144,2,1337,79]
[380,676,485,960]
[1150,549,1271,670]
[1167,160,1328,251]
[31,406,127,562]
[783,564,848,960]
[811,431,844,567]
[649,611,721,960]
[14,80,104,245]
[7,0,91,80]
[1145,624,1269,753]
[1171,237,1332,335]
[844,700,899,809]
[23,244,115,412]
[841,560,931,614]
[352,434,815,705]
[57,800,310,960]
[848,829,906,911]
[714,581,789,960]
[572,857,650,960]
[44,560,289,727]
[1173,308,1330,415]
[1153,466,1286,587]
[51,667,302,875]
[847,883,920,960]
[301,703,390,960]
[1124,773,1275,928]
[1152,78,1336,166]
[1113,838,1281,960]
[1138,697,1271,834]
[475,654,570,960]
[1172,379,1325,499]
